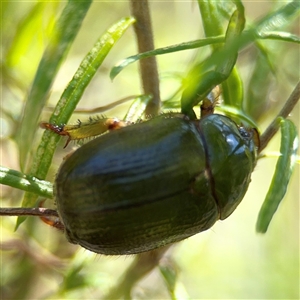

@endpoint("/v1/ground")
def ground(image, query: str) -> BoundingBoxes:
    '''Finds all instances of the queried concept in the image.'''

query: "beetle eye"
[238,126,252,139]
[238,126,260,151]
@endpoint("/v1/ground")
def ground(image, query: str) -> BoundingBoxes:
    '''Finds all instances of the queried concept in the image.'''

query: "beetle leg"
[40,122,69,136]
[200,86,221,118]
[40,215,65,231]
[40,117,130,148]
[38,200,64,231]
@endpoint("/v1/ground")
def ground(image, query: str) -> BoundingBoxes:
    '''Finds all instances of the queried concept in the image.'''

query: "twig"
[130,0,161,116]
[0,207,59,217]
[103,245,171,299]
[259,81,300,153]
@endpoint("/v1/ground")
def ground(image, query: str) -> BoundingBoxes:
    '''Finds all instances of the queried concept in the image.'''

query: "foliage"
[1,1,299,299]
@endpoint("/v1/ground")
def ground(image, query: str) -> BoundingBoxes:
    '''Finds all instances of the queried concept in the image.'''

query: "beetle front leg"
[40,117,129,148]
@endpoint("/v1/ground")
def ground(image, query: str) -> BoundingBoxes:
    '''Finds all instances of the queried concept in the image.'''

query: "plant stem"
[103,245,171,299]
[259,81,300,153]
[0,207,58,217]
[130,0,161,116]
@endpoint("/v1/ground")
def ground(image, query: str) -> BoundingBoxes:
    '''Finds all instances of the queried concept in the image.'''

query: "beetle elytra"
[47,111,259,255]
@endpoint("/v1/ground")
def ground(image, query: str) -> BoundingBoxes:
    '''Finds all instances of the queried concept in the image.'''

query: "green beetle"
[53,112,258,255]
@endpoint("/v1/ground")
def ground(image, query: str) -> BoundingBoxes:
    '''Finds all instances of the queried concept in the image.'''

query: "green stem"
[0,166,53,198]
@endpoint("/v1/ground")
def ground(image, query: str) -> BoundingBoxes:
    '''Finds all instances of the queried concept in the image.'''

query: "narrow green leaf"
[32,16,135,180]
[159,263,178,300]
[244,49,274,120]
[220,4,245,106]
[216,5,245,76]
[0,167,53,199]
[189,1,299,92]
[110,36,224,80]
[255,1,300,34]
[18,1,92,170]
[124,94,153,122]
[111,2,299,81]
[221,67,243,107]
[220,105,258,128]
[222,1,300,60]
[6,3,58,69]
[58,263,87,293]
[181,4,245,118]
[110,30,299,82]
[258,31,300,43]
[197,0,227,43]
[198,1,244,108]
[256,118,299,233]
[17,17,135,228]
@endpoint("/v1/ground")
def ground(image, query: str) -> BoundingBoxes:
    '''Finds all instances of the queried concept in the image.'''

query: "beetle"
[42,106,259,255]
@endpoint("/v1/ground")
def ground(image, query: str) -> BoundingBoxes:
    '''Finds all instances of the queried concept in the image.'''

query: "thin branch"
[46,95,141,114]
[130,0,161,116]
[259,81,300,153]
[103,245,171,299]
[0,207,59,217]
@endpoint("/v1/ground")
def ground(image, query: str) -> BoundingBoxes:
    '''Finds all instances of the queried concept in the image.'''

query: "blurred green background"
[1,1,299,299]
